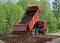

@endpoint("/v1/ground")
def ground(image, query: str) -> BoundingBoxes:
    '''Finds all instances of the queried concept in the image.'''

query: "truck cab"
[32,20,47,35]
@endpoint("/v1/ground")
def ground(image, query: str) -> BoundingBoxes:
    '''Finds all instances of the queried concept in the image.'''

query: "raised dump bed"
[20,9,37,24]
[13,5,40,31]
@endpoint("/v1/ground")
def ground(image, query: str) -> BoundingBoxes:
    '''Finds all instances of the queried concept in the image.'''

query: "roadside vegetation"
[0,0,60,34]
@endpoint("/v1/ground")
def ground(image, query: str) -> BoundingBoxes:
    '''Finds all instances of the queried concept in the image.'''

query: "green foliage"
[52,0,60,29]
[0,2,24,34]
[18,0,38,10]
[39,0,58,33]
[0,4,7,34]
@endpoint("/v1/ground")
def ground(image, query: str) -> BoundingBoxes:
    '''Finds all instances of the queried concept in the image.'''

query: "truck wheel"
[32,28,39,35]
[42,29,45,35]
[35,29,39,35]
[32,28,36,35]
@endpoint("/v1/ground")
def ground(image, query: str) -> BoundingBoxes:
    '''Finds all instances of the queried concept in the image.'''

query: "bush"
[0,3,24,34]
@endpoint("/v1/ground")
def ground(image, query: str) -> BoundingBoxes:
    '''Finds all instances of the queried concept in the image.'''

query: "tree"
[17,0,38,10]
[52,0,60,29]
[0,3,8,34]
[39,0,58,32]
[0,1,24,34]
[4,2,24,34]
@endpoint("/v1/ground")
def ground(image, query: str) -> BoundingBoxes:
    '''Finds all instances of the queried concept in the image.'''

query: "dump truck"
[13,4,47,35]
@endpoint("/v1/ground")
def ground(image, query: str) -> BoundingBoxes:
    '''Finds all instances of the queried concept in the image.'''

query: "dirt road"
[0,35,60,43]
[46,32,60,43]
[46,38,60,43]
[48,32,60,35]
[0,32,60,43]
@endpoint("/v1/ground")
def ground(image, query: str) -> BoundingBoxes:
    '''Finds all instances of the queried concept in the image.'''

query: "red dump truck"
[13,4,47,35]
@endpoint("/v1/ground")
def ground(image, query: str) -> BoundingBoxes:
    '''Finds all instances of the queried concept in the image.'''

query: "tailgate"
[13,24,27,31]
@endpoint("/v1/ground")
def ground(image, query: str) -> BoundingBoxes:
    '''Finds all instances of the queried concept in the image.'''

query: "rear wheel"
[42,29,45,35]
[32,28,39,35]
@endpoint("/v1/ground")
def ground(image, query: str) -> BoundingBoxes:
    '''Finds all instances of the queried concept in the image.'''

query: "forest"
[0,0,60,34]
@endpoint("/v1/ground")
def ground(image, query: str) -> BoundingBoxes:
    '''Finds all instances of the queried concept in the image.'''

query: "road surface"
[46,32,60,43]
[0,32,60,43]
[48,32,60,35]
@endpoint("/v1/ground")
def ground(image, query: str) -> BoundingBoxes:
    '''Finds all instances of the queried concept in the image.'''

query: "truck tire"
[32,28,35,35]
[32,28,39,35]
[35,29,39,35]
[42,29,45,35]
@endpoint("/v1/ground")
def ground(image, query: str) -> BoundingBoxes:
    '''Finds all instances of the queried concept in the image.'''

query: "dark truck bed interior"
[19,6,38,24]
